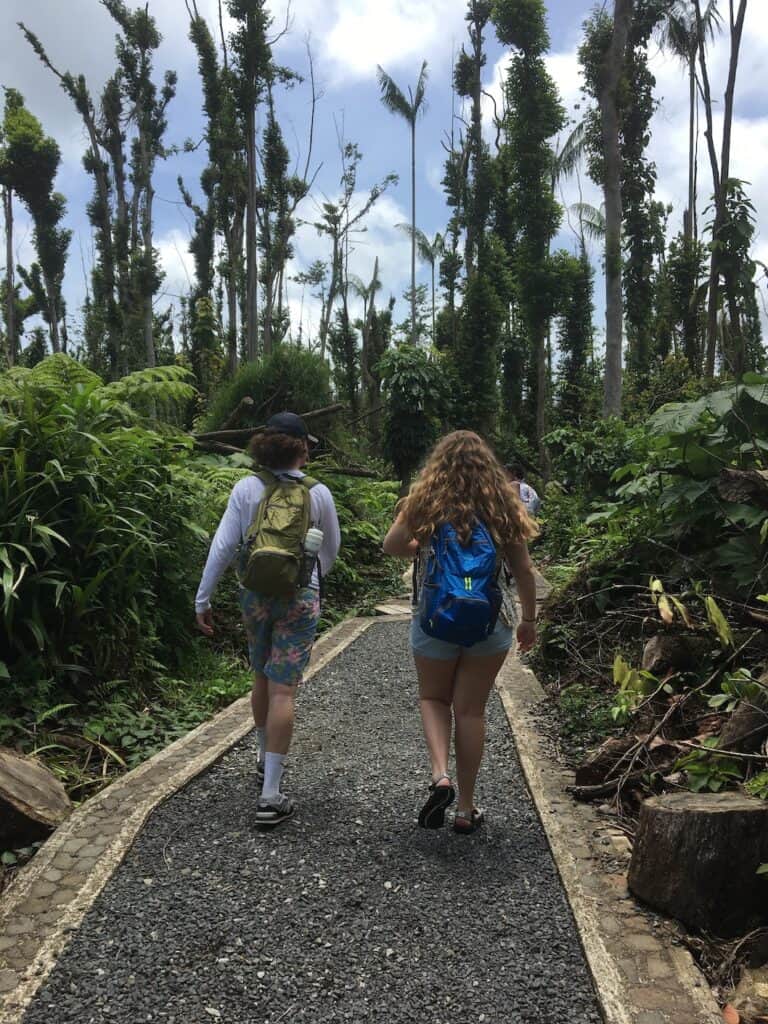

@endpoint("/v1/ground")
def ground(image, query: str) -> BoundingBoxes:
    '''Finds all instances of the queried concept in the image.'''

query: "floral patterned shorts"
[239,586,321,686]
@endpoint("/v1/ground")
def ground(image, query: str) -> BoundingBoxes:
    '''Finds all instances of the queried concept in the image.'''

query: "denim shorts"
[239,586,320,685]
[410,615,515,660]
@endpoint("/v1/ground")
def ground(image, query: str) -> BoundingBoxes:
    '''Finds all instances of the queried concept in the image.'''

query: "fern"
[99,365,196,412]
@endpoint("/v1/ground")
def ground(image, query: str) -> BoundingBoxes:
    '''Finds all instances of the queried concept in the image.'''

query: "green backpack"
[239,470,319,597]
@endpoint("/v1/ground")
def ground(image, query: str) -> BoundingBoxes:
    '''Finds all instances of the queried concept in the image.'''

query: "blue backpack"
[418,522,502,647]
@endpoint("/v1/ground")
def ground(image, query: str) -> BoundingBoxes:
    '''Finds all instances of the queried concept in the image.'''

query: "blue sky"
[2,0,767,350]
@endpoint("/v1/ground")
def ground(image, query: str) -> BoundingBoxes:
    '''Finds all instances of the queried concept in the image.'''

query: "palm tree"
[658,1,722,244]
[396,224,444,343]
[376,61,428,345]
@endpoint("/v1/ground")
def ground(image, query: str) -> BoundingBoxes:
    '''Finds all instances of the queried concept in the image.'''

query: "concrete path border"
[497,657,722,1024]
[0,616,373,1024]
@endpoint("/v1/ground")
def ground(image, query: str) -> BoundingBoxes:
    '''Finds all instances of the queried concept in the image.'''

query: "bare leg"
[264,680,296,756]
[251,671,268,728]
[414,654,459,784]
[453,651,508,815]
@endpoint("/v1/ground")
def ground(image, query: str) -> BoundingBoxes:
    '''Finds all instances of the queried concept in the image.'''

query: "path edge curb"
[0,616,374,1024]
[497,658,722,1024]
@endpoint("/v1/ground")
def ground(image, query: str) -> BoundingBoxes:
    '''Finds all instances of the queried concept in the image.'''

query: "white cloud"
[156,229,197,307]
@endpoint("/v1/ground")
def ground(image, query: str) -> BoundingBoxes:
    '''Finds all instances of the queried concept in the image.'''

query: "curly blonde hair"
[399,431,538,556]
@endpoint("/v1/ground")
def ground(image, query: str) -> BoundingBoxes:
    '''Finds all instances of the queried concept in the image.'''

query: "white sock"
[254,728,265,763]
[261,752,286,801]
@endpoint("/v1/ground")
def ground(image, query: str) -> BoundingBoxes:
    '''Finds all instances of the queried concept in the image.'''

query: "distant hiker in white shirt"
[195,412,341,827]
[505,463,541,516]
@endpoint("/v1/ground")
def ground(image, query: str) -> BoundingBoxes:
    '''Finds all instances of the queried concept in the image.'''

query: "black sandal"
[418,775,456,829]
[453,808,484,834]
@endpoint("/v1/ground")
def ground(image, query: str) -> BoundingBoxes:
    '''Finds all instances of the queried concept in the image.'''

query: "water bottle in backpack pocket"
[418,522,502,647]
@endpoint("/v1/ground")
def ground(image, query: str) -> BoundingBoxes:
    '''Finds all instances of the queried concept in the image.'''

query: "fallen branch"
[195,403,345,445]
[196,440,244,456]
[606,632,762,801]
[320,466,380,479]
[676,740,768,761]
[569,769,649,801]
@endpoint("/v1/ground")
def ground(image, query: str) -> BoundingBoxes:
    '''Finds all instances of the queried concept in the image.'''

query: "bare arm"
[383,510,419,558]
[506,541,536,621]
[506,540,538,653]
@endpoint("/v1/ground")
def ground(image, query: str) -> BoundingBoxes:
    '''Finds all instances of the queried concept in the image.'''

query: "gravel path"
[23,621,601,1024]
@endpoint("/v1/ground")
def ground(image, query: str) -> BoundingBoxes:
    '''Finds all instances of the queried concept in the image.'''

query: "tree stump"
[628,792,768,938]
[0,747,72,845]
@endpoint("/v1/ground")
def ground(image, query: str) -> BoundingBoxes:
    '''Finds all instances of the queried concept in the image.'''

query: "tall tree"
[0,89,71,357]
[694,0,749,377]
[396,225,444,343]
[185,1,247,378]
[21,1,175,376]
[376,61,428,345]
[455,1,494,275]
[228,0,273,363]
[659,1,722,245]
[579,0,633,416]
[493,0,566,454]
[104,0,176,370]
[309,140,396,359]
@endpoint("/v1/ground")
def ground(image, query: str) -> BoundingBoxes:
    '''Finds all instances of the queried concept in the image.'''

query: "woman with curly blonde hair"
[383,430,538,834]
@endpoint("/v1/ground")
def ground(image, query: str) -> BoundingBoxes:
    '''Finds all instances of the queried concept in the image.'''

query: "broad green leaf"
[706,596,733,647]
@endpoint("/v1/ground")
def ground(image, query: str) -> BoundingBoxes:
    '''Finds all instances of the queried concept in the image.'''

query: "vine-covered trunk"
[3,188,14,366]
[686,59,696,244]
[245,105,258,363]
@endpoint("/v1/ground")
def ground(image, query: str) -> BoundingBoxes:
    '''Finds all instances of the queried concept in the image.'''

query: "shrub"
[0,356,202,694]
[199,347,332,432]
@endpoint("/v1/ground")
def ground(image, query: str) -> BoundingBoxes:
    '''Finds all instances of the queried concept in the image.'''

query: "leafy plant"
[676,738,743,793]
[708,668,764,713]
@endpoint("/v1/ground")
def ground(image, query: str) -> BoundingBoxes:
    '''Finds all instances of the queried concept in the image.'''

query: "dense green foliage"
[198,347,332,431]
[0,355,402,800]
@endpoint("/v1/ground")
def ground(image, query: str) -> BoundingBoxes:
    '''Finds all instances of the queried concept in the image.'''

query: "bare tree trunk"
[697,0,748,378]
[319,236,341,360]
[600,0,632,418]
[41,266,61,353]
[410,118,417,345]
[685,57,696,245]
[3,188,15,366]
[536,324,549,475]
[431,259,436,344]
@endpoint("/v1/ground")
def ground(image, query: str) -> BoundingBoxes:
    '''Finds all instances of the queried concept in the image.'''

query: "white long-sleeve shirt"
[195,469,341,613]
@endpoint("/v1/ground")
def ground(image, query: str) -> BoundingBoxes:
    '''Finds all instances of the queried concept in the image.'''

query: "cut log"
[628,791,768,938]
[641,634,708,675]
[0,747,72,845]
[575,736,636,787]
[719,694,768,754]
[717,467,768,508]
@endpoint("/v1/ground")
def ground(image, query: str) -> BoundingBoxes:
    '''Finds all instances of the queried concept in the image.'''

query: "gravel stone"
[21,622,601,1024]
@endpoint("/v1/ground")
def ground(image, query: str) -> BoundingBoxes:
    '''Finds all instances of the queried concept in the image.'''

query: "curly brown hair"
[399,430,538,556]
[249,431,307,469]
